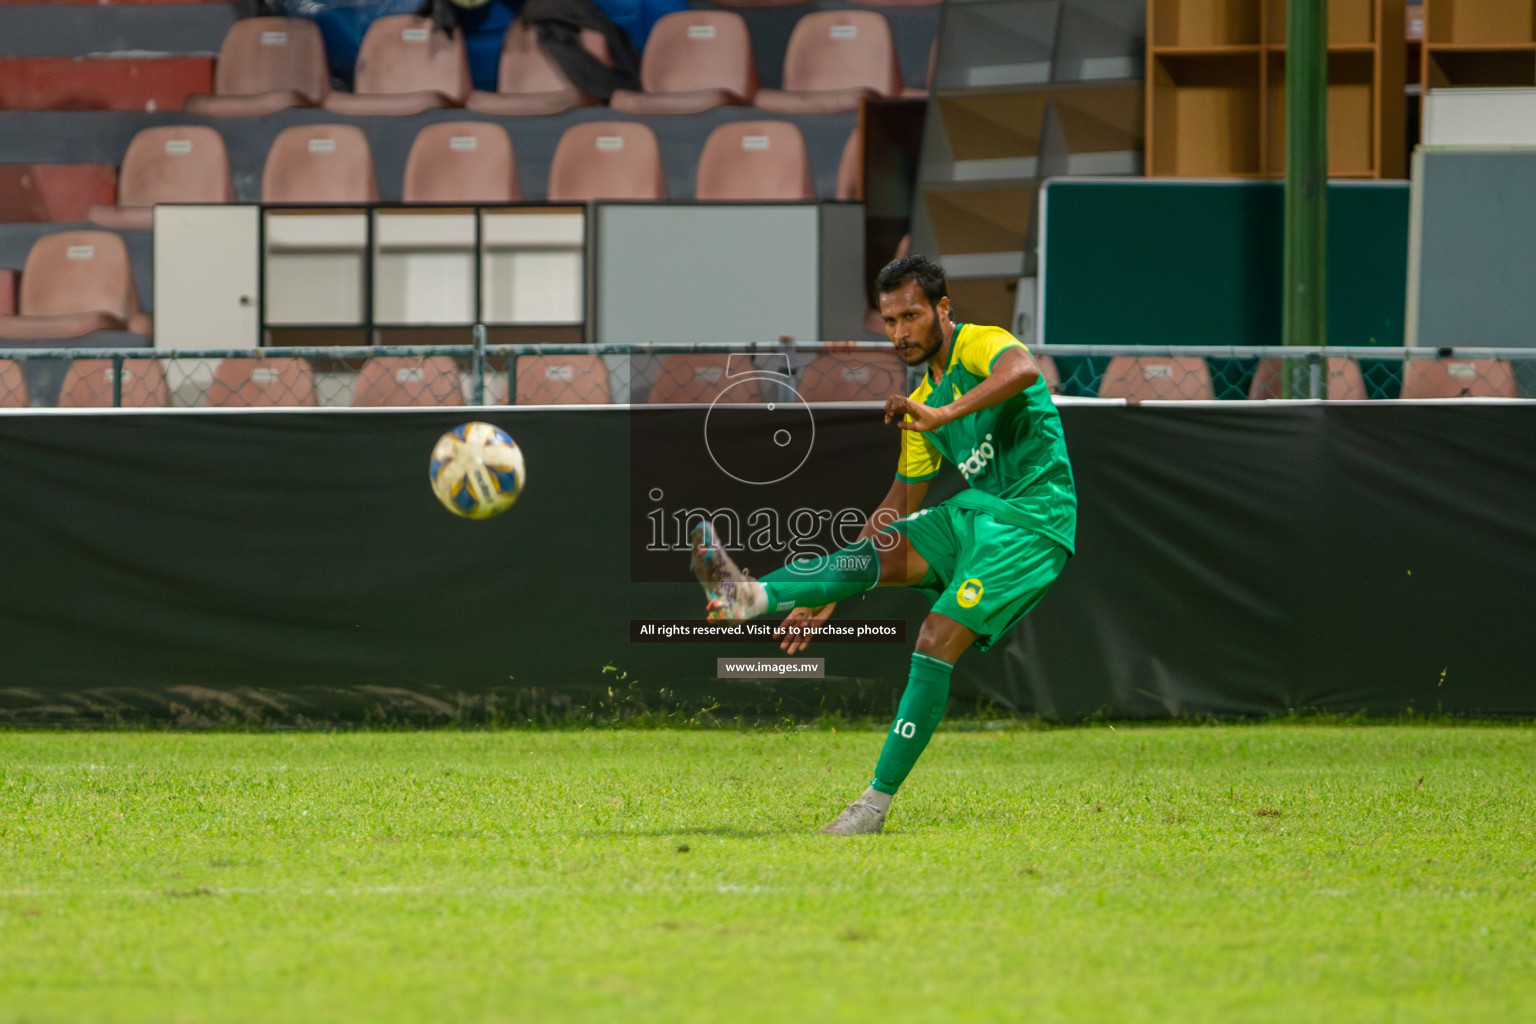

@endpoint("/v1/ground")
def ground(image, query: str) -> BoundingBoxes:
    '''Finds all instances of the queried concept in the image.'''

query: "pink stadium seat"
[88,126,235,231]
[1399,358,1519,399]
[754,11,902,114]
[1032,353,1062,394]
[0,269,14,316]
[836,129,862,200]
[796,351,906,402]
[184,17,330,117]
[610,11,758,115]
[0,359,27,408]
[58,358,168,408]
[647,354,763,404]
[1097,356,1213,401]
[322,16,470,116]
[516,354,612,405]
[695,121,814,201]
[1248,357,1367,400]
[207,357,317,408]
[704,0,803,9]
[464,22,607,116]
[352,356,464,407]
[262,125,378,203]
[403,122,521,203]
[548,122,666,202]
[0,231,151,341]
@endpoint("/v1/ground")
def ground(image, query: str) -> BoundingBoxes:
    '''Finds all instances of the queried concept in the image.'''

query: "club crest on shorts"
[957,577,984,608]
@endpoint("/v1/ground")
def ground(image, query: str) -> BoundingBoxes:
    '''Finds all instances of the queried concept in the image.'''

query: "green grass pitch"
[2,724,1534,1023]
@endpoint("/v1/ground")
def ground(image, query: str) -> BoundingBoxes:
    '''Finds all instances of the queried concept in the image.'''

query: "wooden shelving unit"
[1422,0,1536,93]
[911,0,1145,328]
[1147,0,1406,178]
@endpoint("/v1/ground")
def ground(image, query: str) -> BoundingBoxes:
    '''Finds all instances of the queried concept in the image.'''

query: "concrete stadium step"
[0,3,234,56]
[0,0,225,5]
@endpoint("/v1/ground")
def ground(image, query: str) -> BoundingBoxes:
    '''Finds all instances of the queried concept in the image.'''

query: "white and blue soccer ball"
[429,422,526,519]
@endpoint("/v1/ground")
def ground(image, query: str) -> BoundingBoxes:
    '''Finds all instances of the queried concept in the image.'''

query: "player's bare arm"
[884,348,1040,432]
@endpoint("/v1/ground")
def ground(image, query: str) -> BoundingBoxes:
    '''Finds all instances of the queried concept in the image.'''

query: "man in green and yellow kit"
[691,254,1076,835]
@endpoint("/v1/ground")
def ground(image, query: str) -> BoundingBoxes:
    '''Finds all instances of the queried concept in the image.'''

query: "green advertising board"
[1040,178,1409,349]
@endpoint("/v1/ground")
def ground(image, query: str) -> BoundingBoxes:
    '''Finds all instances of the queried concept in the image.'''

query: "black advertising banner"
[994,403,1536,719]
[0,404,1533,724]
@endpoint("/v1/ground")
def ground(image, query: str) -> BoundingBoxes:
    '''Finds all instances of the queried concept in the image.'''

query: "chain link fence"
[0,341,1533,409]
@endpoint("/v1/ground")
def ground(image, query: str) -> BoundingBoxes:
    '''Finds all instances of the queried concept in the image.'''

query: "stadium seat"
[754,11,902,114]
[515,354,612,405]
[852,0,942,8]
[262,125,378,203]
[1097,356,1213,401]
[548,123,667,201]
[1400,358,1519,399]
[464,22,607,116]
[207,357,317,408]
[695,121,814,201]
[610,11,758,115]
[0,270,14,316]
[58,358,169,408]
[87,127,235,231]
[402,123,521,204]
[796,351,905,402]
[1248,357,1367,400]
[646,354,763,403]
[184,17,330,117]
[1033,353,1062,394]
[0,231,151,341]
[705,0,803,9]
[352,356,464,407]
[0,359,28,408]
[836,129,862,200]
[322,16,470,116]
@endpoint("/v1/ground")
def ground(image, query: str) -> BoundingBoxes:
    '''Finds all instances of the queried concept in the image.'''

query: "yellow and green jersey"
[895,323,1076,554]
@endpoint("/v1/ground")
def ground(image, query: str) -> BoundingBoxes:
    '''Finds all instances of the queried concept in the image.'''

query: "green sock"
[870,652,953,796]
[760,538,880,612]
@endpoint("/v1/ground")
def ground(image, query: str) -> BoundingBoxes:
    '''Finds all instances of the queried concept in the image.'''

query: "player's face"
[879,280,949,366]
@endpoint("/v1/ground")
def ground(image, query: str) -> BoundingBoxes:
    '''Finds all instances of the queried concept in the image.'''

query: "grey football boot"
[819,794,888,835]
[688,521,766,621]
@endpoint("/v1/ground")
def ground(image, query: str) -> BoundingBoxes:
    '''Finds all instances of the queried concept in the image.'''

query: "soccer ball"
[429,422,526,519]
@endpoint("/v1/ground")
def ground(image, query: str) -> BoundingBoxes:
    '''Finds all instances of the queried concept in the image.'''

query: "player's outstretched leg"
[689,522,768,621]
[690,522,887,622]
[820,650,952,834]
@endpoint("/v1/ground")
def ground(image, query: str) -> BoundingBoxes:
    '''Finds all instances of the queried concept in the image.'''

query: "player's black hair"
[875,255,948,306]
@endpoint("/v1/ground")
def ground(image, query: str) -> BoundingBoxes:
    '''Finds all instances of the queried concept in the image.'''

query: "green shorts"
[886,504,1069,651]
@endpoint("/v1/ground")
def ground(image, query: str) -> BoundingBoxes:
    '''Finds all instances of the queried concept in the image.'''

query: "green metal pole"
[1283,0,1328,398]
[472,323,487,406]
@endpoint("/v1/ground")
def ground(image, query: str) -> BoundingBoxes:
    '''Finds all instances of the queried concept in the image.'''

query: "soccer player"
[690,254,1077,835]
